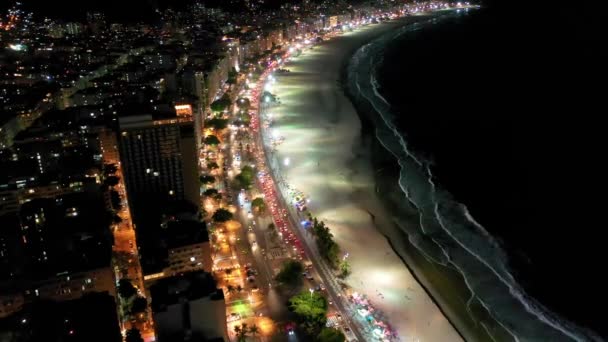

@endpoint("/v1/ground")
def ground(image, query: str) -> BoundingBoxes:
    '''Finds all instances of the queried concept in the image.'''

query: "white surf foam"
[345,12,603,342]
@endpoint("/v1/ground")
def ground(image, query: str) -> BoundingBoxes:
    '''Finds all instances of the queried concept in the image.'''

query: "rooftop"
[150,271,222,313]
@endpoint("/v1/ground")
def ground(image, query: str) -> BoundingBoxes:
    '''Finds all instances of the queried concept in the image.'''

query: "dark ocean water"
[374,4,607,339]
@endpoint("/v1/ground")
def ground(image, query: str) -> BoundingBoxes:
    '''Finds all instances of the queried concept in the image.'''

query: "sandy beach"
[264,18,463,342]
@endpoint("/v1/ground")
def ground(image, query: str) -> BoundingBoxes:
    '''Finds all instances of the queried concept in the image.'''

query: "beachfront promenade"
[250,13,463,342]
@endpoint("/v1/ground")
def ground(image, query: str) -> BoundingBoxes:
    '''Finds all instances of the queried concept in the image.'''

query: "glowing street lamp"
[309,288,314,298]
[283,158,290,166]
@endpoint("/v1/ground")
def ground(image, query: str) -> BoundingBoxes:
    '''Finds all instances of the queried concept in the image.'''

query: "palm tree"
[249,324,260,337]
[234,323,249,341]
[226,284,235,294]
[236,284,243,292]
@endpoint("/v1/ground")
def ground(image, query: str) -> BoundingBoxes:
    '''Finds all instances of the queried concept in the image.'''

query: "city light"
[8,43,25,51]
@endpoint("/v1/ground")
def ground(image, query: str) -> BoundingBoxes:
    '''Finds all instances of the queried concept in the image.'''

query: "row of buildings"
[0,0,406,340]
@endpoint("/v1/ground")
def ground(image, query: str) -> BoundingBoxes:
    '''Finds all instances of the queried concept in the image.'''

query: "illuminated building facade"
[118,115,199,230]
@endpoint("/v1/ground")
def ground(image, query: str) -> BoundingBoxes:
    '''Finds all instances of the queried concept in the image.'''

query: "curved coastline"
[264,12,464,342]
[339,14,505,342]
[342,10,604,342]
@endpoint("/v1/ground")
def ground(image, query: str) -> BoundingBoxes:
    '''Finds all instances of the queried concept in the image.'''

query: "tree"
[110,190,122,211]
[227,67,238,85]
[200,175,215,185]
[104,175,120,187]
[275,260,304,287]
[207,161,219,170]
[288,291,328,336]
[204,135,220,146]
[125,328,144,342]
[338,259,351,279]
[131,296,148,314]
[203,188,221,201]
[210,94,232,112]
[251,197,265,214]
[236,97,251,111]
[311,218,341,267]
[112,214,123,224]
[212,208,233,222]
[234,323,249,342]
[226,284,235,294]
[104,163,118,176]
[235,165,255,189]
[236,284,243,292]
[118,279,137,299]
[205,118,229,130]
[249,324,260,337]
[317,328,346,342]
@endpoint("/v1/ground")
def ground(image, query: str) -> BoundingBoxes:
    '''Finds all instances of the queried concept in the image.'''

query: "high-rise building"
[150,271,228,342]
[118,115,199,231]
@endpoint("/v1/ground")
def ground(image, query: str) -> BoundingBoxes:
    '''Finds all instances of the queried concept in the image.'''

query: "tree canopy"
[212,208,233,222]
[227,67,238,85]
[118,279,137,299]
[125,328,144,342]
[317,328,346,342]
[204,135,220,145]
[104,163,118,176]
[104,175,120,187]
[235,165,255,189]
[288,291,328,336]
[338,259,351,279]
[210,94,232,112]
[311,217,340,267]
[275,259,304,287]
[204,188,219,196]
[204,188,222,201]
[131,296,148,314]
[236,97,251,111]
[200,175,215,184]
[234,323,249,342]
[251,197,265,213]
[205,118,229,130]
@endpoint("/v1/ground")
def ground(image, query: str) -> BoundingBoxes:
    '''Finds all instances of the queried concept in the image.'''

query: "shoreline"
[340,56,504,342]
[340,9,604,342]
[264,13,465,341]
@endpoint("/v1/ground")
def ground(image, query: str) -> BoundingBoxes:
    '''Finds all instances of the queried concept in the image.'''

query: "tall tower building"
[118,115,199,230]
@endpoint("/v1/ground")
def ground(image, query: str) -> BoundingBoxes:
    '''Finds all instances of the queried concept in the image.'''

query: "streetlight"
[309,288,314,299]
